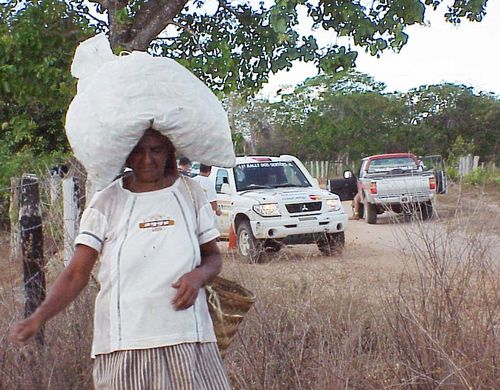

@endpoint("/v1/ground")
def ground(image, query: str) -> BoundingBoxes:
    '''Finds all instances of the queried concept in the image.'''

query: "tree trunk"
[102,0,189,51]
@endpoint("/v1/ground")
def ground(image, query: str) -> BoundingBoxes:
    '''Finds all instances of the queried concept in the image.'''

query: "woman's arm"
[172,239,222,310]
[9,244,98,345]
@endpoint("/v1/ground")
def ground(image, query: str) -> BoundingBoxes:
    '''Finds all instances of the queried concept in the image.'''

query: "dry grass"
[0,181,498,389]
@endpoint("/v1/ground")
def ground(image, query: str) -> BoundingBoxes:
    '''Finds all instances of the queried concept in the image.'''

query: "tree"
[0,0,93,197]
[403,84,500,160]
[246,74,499,164]
[64,0,490,94]
[0,0,494,198]
[253,72,408,161]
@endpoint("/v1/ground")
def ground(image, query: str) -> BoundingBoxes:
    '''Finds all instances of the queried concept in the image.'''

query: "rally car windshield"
[234,161,311,192]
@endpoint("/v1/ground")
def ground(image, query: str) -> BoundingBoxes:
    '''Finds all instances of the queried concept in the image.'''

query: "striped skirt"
[93,342,231,390]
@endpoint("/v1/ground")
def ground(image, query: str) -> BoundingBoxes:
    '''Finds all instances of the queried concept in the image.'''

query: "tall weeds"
[382,203,499,389]
[0,181,498,389]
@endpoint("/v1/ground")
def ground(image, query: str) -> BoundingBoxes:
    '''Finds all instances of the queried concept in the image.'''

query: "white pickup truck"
[329,153,447,224]
[209,155,348,262]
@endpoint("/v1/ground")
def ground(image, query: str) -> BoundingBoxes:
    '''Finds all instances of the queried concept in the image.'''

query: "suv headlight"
[253,203,281,217]
[326,197,342,211]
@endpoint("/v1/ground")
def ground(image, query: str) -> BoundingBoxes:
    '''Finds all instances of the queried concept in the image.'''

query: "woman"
[10,129,231,389]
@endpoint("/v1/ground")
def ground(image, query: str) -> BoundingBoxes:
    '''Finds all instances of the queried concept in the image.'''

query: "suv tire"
[237,220,263,263]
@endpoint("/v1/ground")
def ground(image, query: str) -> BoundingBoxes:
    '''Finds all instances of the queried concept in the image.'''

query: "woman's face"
[127,131,175,184]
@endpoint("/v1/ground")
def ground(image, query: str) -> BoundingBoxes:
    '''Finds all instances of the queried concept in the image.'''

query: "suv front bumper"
[250,211,348,240]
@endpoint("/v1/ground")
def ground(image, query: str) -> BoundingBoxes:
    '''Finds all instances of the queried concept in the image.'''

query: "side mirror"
[311,178,319,187]
[221,183,233,194]
[343,170,353,179]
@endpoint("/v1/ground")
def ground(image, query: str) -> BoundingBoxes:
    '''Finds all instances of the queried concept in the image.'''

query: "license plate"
[299,216,317,221]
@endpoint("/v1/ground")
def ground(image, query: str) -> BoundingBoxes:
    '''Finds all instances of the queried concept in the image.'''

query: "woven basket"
[205,276,256,357]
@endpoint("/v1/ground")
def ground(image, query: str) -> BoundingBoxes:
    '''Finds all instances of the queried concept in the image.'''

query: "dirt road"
[220,195,500,287]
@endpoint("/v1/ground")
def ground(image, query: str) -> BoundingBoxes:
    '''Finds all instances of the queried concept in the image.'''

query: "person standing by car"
[178,156,192,176]
[10,129,231,389]
[194,164,221,219]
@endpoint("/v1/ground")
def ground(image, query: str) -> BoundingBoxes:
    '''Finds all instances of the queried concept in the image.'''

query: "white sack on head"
[65,34,235,190]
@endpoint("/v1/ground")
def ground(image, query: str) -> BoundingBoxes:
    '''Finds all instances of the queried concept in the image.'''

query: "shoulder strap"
[181,175,198,220]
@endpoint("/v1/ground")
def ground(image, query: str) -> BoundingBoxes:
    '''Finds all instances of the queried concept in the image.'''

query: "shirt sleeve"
[197,202,219,244]
[206,178,218,203]
[74,207,108,252]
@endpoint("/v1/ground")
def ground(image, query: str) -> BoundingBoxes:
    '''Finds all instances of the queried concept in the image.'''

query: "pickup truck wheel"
[358,203,365,219]
[420,201,433,220]
[318,232,345,256]
[365,202,377,224]
[237,221,263,263]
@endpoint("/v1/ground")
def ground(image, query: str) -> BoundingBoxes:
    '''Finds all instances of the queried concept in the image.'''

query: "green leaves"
[319,47,358,74]
[240,73,498,165]
[0,0,495,198]
[0,0,92,192]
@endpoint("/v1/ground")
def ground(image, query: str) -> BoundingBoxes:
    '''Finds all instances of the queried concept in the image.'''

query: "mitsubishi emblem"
[301,204,309,212]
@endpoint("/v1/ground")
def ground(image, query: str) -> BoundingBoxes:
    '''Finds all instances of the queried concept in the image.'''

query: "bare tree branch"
[126,0,189,51]
[80,9,109,28]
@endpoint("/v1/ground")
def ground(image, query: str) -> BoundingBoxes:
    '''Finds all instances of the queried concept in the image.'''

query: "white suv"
[209,155,348,262]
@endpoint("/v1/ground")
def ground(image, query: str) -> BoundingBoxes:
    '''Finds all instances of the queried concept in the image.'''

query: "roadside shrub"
[464,166,499,187]
[445,165,460,182]
[380,215,499,389]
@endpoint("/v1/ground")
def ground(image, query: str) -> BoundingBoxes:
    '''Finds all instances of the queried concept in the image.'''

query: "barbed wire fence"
[4,158,87,342]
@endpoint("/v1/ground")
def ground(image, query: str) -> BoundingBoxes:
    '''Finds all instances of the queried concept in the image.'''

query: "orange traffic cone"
[228,224,237,250]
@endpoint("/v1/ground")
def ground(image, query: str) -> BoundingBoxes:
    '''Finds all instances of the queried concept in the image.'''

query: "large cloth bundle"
[65,34,235,190]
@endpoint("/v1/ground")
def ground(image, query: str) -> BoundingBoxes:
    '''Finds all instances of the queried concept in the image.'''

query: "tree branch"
[127,0,189,51]
[217,0,239,18]
[80,9,109,28]
[169,20,197,38]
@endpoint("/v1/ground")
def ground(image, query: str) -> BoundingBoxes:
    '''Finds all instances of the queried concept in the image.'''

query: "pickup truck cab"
[330,153,447,224]
[209,155,348,262]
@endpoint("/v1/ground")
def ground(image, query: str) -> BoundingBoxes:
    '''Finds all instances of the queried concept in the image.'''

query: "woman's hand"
[171,269,205,310]
[9,315,43,346]
[171,240,222,310]
[9,244,98,347]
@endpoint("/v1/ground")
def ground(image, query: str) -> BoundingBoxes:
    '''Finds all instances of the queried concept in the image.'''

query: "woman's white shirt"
[74,177,219,357]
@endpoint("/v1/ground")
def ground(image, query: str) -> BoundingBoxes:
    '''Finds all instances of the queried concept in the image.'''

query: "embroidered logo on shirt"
[139,219,175,229]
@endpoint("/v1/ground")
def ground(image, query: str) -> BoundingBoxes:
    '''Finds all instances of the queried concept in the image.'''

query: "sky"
[259,1,500,98]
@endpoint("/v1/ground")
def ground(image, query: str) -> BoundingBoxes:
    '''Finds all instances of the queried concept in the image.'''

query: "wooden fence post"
[49,173,62,206]
[473,155,479,170]
[63,176,81,266]
[9,178,20,261]
[459,156,466,176]
[19,174,45,344]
